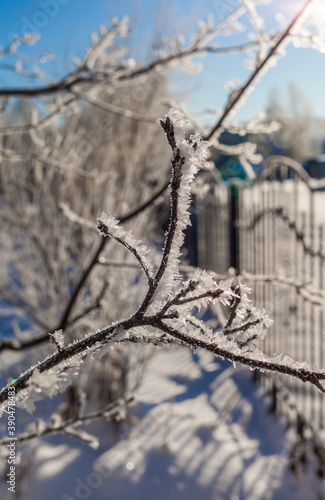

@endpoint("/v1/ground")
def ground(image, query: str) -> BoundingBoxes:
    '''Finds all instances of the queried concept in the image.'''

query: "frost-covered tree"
[1,0,325,496]
[1,107,325,414]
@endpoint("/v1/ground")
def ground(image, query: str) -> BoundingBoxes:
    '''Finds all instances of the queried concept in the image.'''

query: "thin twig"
[152,318,325,392]
[224,285,241,329]
[206,0,315,141]
[0,396,134,446]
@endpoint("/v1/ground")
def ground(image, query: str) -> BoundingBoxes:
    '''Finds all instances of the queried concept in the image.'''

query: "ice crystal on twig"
[97,213,154,284]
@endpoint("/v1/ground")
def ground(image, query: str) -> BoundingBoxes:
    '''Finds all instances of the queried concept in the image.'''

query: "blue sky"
[1,0,325,123]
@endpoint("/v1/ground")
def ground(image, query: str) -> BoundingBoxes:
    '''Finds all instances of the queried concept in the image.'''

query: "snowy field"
[2,177,325,499]
[1,347,324,500]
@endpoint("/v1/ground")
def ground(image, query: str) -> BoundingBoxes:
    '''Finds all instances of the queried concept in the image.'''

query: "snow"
[152,109,211,307]
[3,347,324,500]
[97,212,154,280]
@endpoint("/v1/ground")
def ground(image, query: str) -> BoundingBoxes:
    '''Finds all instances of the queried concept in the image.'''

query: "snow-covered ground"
[2,347,324,500]
[2,174,325,499]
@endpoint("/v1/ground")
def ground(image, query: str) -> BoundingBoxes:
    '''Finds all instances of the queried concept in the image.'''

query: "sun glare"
[276,0,325,28]
[309,1,325,27]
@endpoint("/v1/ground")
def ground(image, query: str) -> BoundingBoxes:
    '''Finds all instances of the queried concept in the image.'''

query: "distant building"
[303,138,325,179]
[212,130,259,182]
[304,154,325,179]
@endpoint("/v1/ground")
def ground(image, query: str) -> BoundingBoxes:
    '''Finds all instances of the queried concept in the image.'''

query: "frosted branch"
[0,396,134,447]
[1,107,325,418]
[241,271,325,306]
[97,213,154,285]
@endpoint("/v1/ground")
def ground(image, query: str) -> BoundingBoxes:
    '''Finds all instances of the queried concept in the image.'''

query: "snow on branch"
[241,271,325,306]
[48,330,65,353]
[0,10,256,134]
[97,213,154,285]
[0,34,53,81]
[0,396,134,448]
[1,109,325,420]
